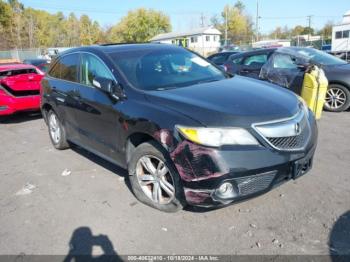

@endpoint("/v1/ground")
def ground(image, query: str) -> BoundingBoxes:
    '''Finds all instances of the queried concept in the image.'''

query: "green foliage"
[290,25,305,36]
[319,21,333,39]
[0,0,105,49]
[268,25,319,40]
[0,1,171,49]
[108,8,171,43]
[269,26,290,39]
[212,1,254,44]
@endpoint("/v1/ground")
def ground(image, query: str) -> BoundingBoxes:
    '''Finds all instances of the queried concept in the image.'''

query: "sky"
[20,0,350,34]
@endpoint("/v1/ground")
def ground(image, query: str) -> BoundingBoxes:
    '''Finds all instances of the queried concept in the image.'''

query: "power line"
[260,15,339,20]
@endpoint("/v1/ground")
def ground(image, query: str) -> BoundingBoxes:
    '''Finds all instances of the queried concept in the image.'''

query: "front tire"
[128,141,185,212]
[324,84,350,112]
[47,110,69,150]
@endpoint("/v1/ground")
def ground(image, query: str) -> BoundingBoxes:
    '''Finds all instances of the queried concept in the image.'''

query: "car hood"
[323,63,350,74]
[145,76,300,127]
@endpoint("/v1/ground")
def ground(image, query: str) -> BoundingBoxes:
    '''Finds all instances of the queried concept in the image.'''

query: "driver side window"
[272,54,298,69]
[80,53,114,87]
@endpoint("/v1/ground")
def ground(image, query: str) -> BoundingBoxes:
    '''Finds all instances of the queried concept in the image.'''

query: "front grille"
[253,108,311,151]
[266,124,310,150]
[233,171,276,196]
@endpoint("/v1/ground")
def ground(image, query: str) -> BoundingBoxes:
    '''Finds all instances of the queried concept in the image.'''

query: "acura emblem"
[295,122,301,135]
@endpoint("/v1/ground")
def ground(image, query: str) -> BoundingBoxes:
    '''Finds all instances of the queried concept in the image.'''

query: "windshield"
[296,48,347,66]
[109,48,226,91]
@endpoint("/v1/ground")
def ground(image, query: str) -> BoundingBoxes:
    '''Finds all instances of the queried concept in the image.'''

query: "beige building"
[150,27,222,56]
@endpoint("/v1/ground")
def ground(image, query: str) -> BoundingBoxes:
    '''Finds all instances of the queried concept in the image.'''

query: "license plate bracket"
[292,155,313,180]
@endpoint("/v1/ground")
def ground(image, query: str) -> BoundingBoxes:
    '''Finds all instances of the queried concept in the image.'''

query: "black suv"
[41,44,317,212]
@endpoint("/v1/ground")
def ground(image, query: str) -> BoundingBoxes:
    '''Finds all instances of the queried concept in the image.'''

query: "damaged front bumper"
[183,147,315,207]
[169,118,318,208]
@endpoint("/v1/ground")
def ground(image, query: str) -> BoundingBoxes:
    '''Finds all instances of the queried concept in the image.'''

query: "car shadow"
[329,210,350,260]
[0,111,42,124]
[63,227,122,262]
[70,144,131,191]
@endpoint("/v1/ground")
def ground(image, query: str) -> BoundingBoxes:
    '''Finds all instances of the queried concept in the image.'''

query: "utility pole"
[307,15,313,42]
[225,7,228,46]
[200,13,205,27]
[256,0,259,42]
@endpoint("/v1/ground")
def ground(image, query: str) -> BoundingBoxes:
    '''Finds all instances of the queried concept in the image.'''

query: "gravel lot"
[0,111,349,257]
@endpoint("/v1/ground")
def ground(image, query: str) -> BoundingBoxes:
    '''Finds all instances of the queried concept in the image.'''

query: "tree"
[269,26,290,39]
[301,26,314,35]
[0,0,13,49]
[291,25,305,36]
[319,21,333,39]
[64,13,80,46]
[109,8,171,43]
[216,2,253,44]
[233,0,245,12]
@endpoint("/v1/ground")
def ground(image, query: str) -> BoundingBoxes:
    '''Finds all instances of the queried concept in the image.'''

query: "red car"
[0,63,44,116]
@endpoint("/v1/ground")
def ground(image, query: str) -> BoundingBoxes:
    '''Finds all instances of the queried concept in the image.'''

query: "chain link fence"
[0,47,74,62]
[0,49,42,61]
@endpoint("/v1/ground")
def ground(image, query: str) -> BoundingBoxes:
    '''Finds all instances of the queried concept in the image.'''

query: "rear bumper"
[0,92,40,115]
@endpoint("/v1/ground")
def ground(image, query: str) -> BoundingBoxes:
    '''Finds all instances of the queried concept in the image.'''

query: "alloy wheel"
[135,155,175,205]
[325,87,347,110]
[49,113,61,144]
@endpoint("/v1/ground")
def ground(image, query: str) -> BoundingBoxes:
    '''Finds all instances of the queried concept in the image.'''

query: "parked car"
[207,51,240,66]
[41,44,317,212]
[330,51,350,63]
[23,58,50,73]
[0,63,44,116]
[226,47,350,112]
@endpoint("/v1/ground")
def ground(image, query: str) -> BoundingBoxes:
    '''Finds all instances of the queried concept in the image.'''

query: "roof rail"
[99,42,161,46]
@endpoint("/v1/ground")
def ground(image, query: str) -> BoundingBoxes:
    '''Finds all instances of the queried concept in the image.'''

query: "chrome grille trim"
[252,109,311,151]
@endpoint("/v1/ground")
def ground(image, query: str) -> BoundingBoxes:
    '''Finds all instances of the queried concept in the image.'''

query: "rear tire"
[128,141,185,212]
[324,84,350,112]
[47,110,69,150]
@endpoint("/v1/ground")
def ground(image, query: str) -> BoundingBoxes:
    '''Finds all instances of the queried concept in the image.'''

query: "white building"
[252,39,291,48]
[332,10,350,52]
[150,27,221,56]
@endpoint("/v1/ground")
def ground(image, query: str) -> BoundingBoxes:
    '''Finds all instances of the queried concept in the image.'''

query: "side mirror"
[93,76,125,101]
[297,64,308,71]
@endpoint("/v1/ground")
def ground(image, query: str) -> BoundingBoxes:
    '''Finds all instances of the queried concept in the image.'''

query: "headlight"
[176,126,259,147]
[297,96,310,117]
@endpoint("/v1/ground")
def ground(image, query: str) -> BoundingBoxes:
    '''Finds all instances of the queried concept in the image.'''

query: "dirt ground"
[0,111,349,257]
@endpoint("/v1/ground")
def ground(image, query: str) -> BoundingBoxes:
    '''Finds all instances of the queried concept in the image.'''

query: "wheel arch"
[328,80,350,90]
[41,103,53,124]
[125,132,165,166]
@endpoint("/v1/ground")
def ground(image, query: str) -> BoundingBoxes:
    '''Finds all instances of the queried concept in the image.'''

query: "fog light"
[0,106,8,111]
[218,183,233,194]
[215,182,237,199]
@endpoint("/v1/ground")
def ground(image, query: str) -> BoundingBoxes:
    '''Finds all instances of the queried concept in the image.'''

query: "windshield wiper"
[155,86,180,91]
[196,79,220,85]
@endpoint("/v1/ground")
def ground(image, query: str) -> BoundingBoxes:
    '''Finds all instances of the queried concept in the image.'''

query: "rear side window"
[243,54,268,66]
[229,56,243,64]
[49,54,79,82]
[0,68,37,78]
[209,54,228,64]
